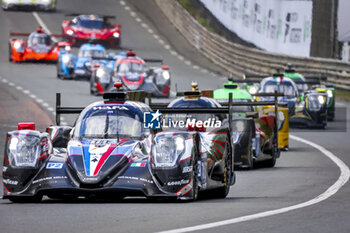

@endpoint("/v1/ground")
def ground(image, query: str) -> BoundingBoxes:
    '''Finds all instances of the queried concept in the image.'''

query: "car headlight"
[66,29,75,36]
[327,90,333,98]
[249,87,257,94]
[8,134,44,167]
[13,41,22,50]
[62,55,70,64]
[162,71,170,80]
[85,61,92,68]
[318,95,325,104]
[65,45,71,51]
[96,68,106,78]
[113,32,120,38]
[152,136,185,168]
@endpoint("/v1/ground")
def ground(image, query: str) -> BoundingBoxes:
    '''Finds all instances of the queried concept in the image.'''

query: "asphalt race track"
[1,1,350,233]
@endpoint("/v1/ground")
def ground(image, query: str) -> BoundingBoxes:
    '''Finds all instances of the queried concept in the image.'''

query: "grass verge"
[178,0,215,32]
[336,89,350,102]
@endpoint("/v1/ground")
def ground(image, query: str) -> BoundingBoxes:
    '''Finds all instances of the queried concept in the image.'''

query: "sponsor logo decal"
[32,176,67,184]
[182,166,193,173]
[119,176,153,183]
[144,110,161,129]
[131,162,146,167]
[46,162,64,169]
[167,179,189,186]
[3,179,18,185]
[143,111,222,129]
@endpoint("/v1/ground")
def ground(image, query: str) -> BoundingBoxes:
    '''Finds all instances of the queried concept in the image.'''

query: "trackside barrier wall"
[155,0,350,90]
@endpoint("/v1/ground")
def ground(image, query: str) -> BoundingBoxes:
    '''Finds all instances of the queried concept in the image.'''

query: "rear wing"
[144,58,163,64]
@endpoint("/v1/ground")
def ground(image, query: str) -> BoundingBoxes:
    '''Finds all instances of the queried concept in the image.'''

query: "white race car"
[2,0,57,11]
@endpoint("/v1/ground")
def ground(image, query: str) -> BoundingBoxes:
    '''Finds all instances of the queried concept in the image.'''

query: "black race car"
[2,84,233,202]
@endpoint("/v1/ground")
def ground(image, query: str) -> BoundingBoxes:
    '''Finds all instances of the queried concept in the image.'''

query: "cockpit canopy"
[28,32,52,47]
[78,45,106,58]
[73,104,146,140]
[261,77,298,98]
[116,58,145,73]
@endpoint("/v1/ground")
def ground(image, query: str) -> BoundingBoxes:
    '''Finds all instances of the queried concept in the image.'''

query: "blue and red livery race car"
[2,84,234,202]
[9,27,71,63]
[62,14,121,48]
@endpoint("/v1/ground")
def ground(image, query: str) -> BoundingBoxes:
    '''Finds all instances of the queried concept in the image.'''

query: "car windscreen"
[77,19,104,29]
[263,81,296,97]
[79,49,106,58]
[75,108,142,139]
[117,61,145,73]
[28,34,52,46]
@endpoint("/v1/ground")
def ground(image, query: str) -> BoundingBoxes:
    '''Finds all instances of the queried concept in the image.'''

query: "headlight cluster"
[113,32,120,38]
[66,29,75,36]
[62,55,70,64]
[96,68,106,78]
[249,86,258,95]
[13,41,24,52]
[8,133,51,168]
[162,71,170,80]
[318,95,325,104]
[152,136,185,168]
[327,90,333,98]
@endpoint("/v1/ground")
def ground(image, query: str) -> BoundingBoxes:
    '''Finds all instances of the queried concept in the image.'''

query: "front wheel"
[210,139,232,198]
[8,44,13,62]
[90,75,99,95]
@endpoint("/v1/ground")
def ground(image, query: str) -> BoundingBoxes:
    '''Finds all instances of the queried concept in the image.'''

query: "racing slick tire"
[246,140,254,169]
[90,75,99,95]
[207,138,232,199]
[56,59,63,79]
[8,43,13,62]
[190,143,200,201]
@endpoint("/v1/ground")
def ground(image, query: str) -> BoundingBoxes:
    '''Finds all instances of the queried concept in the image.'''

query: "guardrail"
[155,0,350,90]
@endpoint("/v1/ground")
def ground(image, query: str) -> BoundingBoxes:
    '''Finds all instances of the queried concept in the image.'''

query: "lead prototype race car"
[2,84,234,202]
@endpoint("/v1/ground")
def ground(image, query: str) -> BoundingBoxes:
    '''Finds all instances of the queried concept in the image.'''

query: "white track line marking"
[130,11,136,17]
[32,12,58,43]
[119,0,125,6]
[0,76,57,123]
[157,135,350,233]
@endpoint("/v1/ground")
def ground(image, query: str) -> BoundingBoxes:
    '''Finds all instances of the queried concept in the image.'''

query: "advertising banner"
[199,0,312,57]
